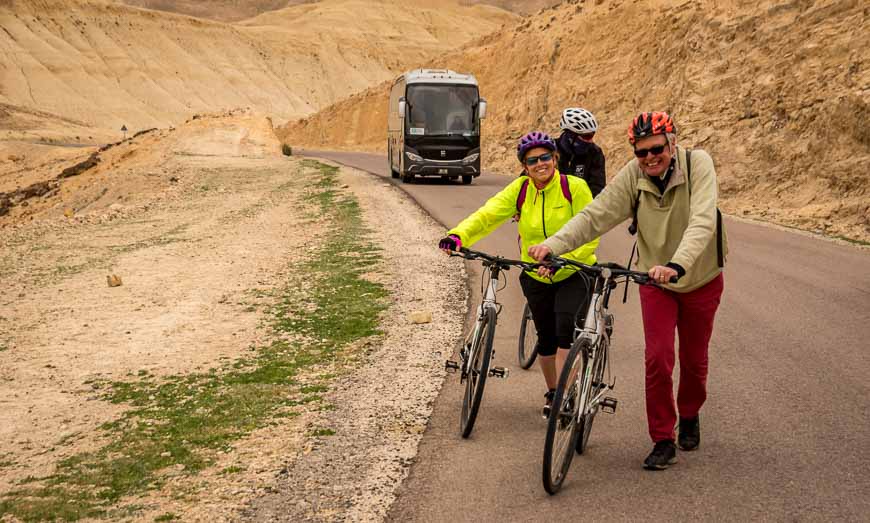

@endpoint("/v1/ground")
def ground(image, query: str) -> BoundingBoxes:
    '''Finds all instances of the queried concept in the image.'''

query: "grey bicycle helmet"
[559,107,598,134]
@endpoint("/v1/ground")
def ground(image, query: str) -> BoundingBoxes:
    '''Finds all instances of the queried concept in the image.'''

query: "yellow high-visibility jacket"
[448,170,599,283]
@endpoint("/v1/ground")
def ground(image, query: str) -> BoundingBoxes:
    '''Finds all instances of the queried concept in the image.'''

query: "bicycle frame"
[572,268,616,419]
[461,263,502,379]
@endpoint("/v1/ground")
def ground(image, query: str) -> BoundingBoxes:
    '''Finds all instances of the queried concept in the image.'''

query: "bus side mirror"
[478,99,487,119]
[398,98,406,118]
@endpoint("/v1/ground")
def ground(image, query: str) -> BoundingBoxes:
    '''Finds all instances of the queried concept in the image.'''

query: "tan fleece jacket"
[542,146,727,292]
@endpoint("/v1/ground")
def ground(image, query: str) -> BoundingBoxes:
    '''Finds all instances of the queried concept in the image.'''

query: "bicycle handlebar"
[450,247,546,272]
[546,255,678,285]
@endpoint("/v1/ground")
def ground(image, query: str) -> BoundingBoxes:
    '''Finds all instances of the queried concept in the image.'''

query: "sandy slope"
[279,0,870,242]
[116,0,560,21]
[0,0,516,137]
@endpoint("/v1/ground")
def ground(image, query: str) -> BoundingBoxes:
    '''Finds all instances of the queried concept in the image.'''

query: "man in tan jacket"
[528,111,727,471]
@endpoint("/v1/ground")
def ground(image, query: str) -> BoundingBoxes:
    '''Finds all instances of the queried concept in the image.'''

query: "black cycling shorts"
[519,271,591,356]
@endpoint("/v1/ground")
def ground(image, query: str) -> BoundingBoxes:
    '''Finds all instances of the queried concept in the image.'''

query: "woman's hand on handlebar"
[648,264,679,284]
[527,244,552,262]
[438,235,462,254]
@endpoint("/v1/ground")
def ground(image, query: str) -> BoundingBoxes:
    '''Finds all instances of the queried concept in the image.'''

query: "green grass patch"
[308,428,335,437]
[0,161,388,521]
[154,513,178,522]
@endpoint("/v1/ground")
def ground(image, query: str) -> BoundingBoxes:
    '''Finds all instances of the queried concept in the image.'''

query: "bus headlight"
[405,151,423,162]
[462,153,480,165]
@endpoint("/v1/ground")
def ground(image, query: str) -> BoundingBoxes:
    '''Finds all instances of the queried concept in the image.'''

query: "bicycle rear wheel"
[517,302,538,369]
[542,338,590,494]
[460,306,496,438]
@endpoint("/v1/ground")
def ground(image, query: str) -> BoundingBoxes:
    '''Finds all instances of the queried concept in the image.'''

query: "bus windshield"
[405,84,479,137]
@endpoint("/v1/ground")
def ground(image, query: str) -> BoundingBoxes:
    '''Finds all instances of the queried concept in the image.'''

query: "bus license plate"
[438,168,448,174]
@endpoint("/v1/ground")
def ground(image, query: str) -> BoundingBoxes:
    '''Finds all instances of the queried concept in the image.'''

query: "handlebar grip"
[669,275,679,284]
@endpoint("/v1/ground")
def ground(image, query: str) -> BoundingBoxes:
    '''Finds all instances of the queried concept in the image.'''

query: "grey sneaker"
[678,416,700,451]
[643,440,677,470]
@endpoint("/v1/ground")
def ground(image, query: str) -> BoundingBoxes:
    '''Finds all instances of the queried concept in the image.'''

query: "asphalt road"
[301,149,870,521]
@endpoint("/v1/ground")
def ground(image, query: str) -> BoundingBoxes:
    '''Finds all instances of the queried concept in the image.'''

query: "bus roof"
[401,69,479,87]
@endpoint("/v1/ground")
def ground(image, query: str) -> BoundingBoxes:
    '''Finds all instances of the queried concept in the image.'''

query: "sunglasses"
[633,144,668,158]
[524,152,554,166]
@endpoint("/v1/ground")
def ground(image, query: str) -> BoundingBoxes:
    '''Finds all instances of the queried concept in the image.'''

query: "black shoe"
[643,440,677,470]
[678,416,700,451]
[541,389,555,419]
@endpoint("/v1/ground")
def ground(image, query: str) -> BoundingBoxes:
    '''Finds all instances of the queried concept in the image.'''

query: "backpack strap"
[516,177,530,215]
[559,174,573,210]
[686,148,725,268]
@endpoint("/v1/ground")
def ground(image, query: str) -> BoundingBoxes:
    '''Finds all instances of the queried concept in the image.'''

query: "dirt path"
[0,119,465,521]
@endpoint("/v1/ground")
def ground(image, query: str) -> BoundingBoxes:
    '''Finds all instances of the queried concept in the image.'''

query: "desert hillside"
[118,0,314,22]
[279,0,870,242]
[0,0,516,140]
[117,0,560,21]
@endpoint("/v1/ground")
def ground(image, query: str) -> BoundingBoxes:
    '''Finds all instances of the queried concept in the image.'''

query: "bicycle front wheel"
[517,302,538,369]
[460,306,496,438]
[542,338,590,494]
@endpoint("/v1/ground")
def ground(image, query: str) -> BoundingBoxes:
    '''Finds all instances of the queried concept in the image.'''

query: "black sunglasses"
[634,144,668,158]
[524,152,554,166]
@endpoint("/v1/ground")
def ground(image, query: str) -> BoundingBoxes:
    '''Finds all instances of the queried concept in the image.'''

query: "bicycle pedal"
[444,360,460,373]
[488,366,509,379]
[601,397,618,414]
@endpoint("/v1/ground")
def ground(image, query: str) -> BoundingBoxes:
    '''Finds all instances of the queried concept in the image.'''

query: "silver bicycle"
[445,247,541,438]
[541,257,669,494]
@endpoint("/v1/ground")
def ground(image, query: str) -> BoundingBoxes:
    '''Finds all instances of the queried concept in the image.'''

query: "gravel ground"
[240,163,467,522]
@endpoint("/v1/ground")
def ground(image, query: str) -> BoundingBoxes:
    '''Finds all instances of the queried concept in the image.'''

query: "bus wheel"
[462,175,473,185]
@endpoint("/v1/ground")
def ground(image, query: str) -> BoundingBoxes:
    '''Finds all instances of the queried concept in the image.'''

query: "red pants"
[639,273,724,442]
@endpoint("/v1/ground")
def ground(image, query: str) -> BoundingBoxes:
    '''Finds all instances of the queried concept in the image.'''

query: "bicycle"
[540,256,672,494]
[445,247,542,438]
[517,301,538,369]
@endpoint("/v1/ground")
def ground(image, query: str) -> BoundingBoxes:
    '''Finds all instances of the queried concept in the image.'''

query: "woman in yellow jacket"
[438,131,600,417]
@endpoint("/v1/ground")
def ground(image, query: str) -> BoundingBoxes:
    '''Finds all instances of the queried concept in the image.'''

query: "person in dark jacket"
[556,107,606,197]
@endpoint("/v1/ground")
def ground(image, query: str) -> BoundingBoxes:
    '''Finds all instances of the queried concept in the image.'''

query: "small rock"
[63,208,75,218]
[409,311,432,324]
[107,274,122,287]
[160,451,171,458]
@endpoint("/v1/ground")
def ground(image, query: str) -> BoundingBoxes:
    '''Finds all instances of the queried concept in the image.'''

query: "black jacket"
[556,131,606,197]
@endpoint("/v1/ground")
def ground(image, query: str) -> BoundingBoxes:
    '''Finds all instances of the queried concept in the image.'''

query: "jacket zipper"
[541,190,548,238]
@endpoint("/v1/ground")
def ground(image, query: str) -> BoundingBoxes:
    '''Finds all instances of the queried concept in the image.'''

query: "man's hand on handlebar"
[438,235,462,253]
[648,265,679,284]
[527,244,552,262]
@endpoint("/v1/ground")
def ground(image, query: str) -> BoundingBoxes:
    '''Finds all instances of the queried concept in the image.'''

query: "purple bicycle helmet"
[516,131,556,161]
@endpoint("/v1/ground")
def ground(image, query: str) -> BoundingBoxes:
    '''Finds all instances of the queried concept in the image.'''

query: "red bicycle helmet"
[627,111,676,144]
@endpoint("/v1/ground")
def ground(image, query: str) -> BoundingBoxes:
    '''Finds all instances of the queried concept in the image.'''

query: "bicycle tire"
[517,302,538,369]
[576,338,607,455]
[542,338,590,494]
[460,306,496,438]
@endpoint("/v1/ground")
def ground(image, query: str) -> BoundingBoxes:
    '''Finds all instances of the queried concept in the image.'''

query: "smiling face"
[522,146,557,188]
[634,134,673,178]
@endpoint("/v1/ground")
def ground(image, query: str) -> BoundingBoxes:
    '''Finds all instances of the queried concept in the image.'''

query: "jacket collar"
[530,169,562,192]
